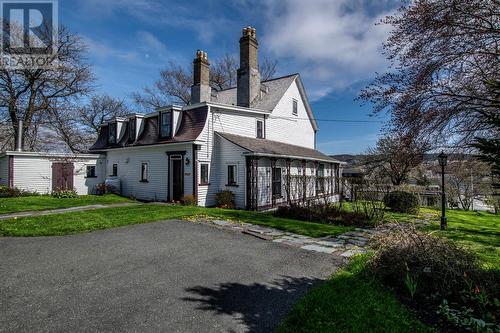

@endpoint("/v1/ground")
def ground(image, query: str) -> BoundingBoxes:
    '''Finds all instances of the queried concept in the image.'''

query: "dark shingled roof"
[216,132,341,163]
[89,106,208,151]
[89,125,109,151]
[211,74,297,111]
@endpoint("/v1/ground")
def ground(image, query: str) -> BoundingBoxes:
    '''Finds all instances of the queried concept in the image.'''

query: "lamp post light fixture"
[438,151,448,230]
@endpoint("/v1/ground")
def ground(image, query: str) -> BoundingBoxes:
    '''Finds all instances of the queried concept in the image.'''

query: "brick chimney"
[191,50,211,104]
[237,26,260,107]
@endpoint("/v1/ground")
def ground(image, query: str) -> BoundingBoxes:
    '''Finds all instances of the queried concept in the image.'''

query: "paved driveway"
[1,220,340,332]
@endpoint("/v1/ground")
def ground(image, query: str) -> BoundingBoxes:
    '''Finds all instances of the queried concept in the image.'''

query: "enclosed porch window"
[272,167,282,197]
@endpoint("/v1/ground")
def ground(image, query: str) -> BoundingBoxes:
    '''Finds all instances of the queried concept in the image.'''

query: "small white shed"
[0,151,105,195]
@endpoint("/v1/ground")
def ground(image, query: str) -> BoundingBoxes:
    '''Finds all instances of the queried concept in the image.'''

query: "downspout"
[8,155,14,188]
[16,120,23,152]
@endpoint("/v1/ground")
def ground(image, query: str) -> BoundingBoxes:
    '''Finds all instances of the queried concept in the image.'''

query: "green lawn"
[419,208,500,269]
[0,204,353,237]
[277,255,433,333]
[0,194,132,215]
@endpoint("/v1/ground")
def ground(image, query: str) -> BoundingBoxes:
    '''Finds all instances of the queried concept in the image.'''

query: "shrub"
[274,203,376,227]
[215,190,235,209]
[0,186,39,198]
[52,189,78,198]
[368,224,499,331]
[181,195,197,206]
[383,191,419,214]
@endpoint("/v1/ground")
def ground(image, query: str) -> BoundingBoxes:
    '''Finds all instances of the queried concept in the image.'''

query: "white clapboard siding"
[105,143,193,201]
[8,155,104,194]
[0,156,8,186]
[266,80,316,149]
[214,134,248,209]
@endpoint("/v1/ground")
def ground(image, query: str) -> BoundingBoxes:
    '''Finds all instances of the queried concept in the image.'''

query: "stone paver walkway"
[191,216,437,258]
[0,202,138,220]
[188,217,393,259]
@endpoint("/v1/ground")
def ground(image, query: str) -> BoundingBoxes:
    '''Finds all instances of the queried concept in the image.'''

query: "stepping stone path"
[187,217,397,260]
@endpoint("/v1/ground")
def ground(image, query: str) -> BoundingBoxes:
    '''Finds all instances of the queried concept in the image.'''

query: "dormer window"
[108,123,117,144]
[159,111,172,138]
[128,118,136,141]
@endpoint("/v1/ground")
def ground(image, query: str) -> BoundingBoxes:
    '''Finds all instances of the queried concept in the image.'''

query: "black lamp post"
[438,151,448,230]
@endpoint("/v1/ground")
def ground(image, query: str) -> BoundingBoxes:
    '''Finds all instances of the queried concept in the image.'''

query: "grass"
[0,194,132,215]
[0,204,353,237]
[277,254,433,333]
[419,208,500,269]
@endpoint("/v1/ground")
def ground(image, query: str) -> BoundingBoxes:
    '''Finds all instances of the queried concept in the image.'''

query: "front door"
[52,162,74,191]
[171,158,184,201]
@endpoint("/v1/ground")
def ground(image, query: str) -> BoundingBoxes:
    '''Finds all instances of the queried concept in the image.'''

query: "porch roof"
[216,132,344,164]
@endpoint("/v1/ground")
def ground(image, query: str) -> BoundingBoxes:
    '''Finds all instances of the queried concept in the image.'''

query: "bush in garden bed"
[181,195,197,206]
[383,191,420,214]
[274,203,378,227]
[0,186,39,198]
[368,224,500,332]
[51,189,79,198]
[215,190,235,209]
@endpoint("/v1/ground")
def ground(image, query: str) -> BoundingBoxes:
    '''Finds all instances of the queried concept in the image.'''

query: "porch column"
[302,160,307,202]
[330,163,334,196]
[271,158,277,208]
[314,161,319,197]
[246,156,259,210]
[285,159,291,205]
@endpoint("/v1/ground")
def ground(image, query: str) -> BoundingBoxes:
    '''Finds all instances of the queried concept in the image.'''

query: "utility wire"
[268,115,384,123]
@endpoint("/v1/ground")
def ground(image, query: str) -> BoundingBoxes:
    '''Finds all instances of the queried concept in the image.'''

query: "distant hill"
[330,154,365,168]
[331,153,475,168]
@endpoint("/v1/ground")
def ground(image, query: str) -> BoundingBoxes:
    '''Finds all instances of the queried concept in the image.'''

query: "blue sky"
[59,0,399,154]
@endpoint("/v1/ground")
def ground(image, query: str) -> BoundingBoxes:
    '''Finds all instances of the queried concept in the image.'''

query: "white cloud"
[261,0,397,100]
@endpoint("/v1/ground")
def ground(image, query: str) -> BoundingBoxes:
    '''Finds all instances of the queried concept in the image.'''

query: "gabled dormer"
[157,105,182,140]
[107,117,126,145]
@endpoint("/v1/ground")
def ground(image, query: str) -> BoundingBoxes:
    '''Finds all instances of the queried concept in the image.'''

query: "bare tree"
[46,95,130,153]
[0,25,94,151]
[445,156,491,211]
[133,54,278,111]
[363,132,429,186]
[360,0,500,148]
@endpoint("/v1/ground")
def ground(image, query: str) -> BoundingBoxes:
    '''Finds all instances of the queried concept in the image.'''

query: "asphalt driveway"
[0,220,340,332]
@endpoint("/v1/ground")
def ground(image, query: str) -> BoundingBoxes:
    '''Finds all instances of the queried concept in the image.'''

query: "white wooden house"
[88,27,343,210]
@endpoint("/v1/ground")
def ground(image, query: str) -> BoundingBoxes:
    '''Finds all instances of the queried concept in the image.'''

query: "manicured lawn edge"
[0,194,132,215]
[277,254,434,333]
[0,204,353,237]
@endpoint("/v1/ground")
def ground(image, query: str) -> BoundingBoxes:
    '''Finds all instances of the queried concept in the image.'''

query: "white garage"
[0,151,105,195]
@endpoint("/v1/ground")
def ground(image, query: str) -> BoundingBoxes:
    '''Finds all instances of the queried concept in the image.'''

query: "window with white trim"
[108,123,117,144]
[316,164,325,193]
[272,167,282,197]
[256,119,264,138]
[227,165,237,186]
[140,162,149,182]
[200,163,209,185]
[159,111,172,138]
[129,118,136,141]
[292,99,298,116]
[86,165,96,178]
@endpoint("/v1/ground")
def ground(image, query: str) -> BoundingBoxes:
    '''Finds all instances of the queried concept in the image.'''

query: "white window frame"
[140,162,149,182]
[85,165,96,178]
[256,119,264,138]
[159,111,172,138]
[292,99,298,116]
[272,167,282,198]
[199,163,209,185]
[111,163,118,177]
[227,164,238,186]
